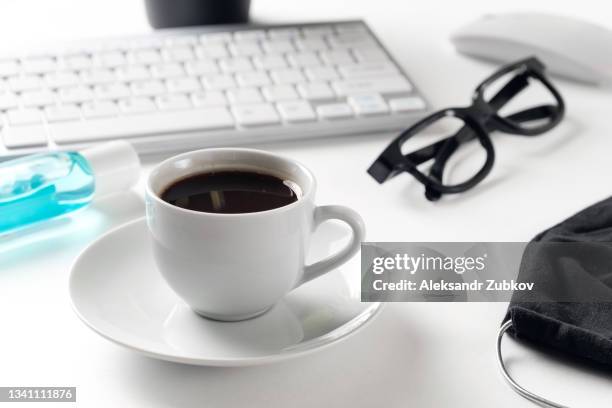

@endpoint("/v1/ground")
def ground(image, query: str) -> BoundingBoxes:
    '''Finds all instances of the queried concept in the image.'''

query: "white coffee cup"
[145,148,365,321]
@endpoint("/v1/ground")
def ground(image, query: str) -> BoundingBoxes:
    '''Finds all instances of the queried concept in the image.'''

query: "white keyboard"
[0,21,429,158]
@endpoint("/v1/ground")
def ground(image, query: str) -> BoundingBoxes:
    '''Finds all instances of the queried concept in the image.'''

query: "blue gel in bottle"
[0,152,95,233]
[0,141,140,235]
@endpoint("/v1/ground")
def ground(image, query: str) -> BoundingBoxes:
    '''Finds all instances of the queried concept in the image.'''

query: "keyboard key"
[59,86,94,103]
[94,83,131,99]
[338,62,399,78]
[156,94,192,110]
[389,96,426,112]
[115,65,150,81]
[7,108,43,125]
[297,82,335,100]
[44,71,80,88]
[151,63,185,78]
[201,74,236,90]
[130,80,166,96]
[253,54,287,70]
[191,91,227,107]
[219,57,253,73]
[287,52,321,68]
[2,124,47,148]
[20,90,56,107]
[22,57,57,74]
[235,71,271,87]
[270,68,305,84]
[316,103,353,119]
[328,33,377,48]
[119,97,157,114]
[304,66,339,81]
[52,107,234,144]
[80,68,116,84]
[8,75,41,92]
[320,50,355,65]
[295,38,328,51]
[227,88,263,104]
[262,40,295,54]
[229,41,263,57]
[195,44,229,59]
[347,94,389,115]
[277,101,316,123]
[0,60,20,76]
[162,46,195,62]
[353,48,389,62]
[81,100,120,118]
[232,103,280,126]
[45,104,81,122]
[185,60,219,75]
[332,76,412,96]
[166,77,201,93]
[261,85,299,102]
[131,49,162,64]
[62,53,92,70]
[0,92,19,109]
[95,51,126,67]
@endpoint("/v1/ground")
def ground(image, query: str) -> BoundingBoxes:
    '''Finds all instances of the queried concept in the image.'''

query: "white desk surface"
[1,0,612,406]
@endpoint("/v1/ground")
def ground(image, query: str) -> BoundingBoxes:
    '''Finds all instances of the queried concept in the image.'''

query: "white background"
[1,0,612,406]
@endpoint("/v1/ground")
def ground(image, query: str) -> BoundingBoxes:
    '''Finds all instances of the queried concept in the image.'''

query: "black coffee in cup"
[161,171,300,214]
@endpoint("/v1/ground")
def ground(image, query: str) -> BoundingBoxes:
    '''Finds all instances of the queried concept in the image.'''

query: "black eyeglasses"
[367,57,565,201]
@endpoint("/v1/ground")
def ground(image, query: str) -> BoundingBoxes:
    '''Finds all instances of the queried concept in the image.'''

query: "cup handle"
[298,205,365,286]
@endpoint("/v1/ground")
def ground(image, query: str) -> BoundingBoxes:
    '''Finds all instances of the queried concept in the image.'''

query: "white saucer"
[69,218,381,366]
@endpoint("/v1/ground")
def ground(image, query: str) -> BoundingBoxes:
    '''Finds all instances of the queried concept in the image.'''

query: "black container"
[144,0,251,29]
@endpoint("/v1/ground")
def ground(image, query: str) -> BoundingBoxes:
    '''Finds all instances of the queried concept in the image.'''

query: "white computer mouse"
[451,13,612,85]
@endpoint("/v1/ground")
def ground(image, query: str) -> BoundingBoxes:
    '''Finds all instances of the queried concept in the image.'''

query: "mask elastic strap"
[497,320,569,408]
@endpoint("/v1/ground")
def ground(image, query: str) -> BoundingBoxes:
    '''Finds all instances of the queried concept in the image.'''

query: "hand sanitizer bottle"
[0,141,140,234]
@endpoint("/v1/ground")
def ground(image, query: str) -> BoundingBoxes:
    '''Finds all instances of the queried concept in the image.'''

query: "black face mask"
[499,196,612,407]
